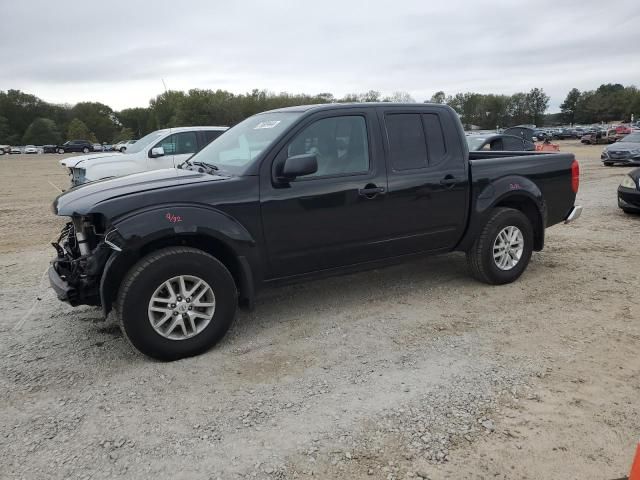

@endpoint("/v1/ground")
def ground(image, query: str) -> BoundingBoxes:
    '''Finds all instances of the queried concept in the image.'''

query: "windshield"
[124,131,167,154]
[466,136,486,150]
[189,112,303,174]
[620,133,640,143]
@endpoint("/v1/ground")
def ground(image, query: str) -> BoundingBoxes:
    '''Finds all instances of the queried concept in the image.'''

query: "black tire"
[622,208,639,215]
[83,147,89,153]
[57,148,65,154]
[603,162,613,167]
[116,247,237,360]
[466,207,533,285]
[120,147,126,152]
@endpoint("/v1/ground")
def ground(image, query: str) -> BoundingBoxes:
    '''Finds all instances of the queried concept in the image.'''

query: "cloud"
[1,0,639,111]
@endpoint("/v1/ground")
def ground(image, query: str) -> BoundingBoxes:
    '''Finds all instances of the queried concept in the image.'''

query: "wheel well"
[102,234,250,315]
[495,196,544,250]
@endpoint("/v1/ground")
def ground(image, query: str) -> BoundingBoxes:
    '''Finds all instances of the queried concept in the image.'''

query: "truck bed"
[469,150,577,227]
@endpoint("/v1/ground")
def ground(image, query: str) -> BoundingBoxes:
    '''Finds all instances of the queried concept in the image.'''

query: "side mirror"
[280,153,318,180]
[149,146,165,158]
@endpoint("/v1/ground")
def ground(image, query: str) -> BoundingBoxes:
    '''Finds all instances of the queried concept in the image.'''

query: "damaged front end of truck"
[48,215,119,307]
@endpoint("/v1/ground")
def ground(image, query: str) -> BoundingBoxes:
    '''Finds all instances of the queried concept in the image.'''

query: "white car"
[116,140,137,152]
[60,126,227,186]
[92,143,104,152]
[24,145,38,154]
[10,146,22,154]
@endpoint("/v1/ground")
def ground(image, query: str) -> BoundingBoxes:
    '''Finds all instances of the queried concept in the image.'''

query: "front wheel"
[57,148,65,154]
[82,147,89,153]
[467,208,533,285]
[116,247,238,360]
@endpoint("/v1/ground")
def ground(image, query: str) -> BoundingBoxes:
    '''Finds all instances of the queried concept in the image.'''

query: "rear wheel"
[57,148,64,154]
[116,247,237,360]
[467,208,533,285]
[82,147,89,153]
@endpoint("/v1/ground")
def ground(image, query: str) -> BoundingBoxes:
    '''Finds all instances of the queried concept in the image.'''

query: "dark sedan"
[466,134,535,152]
[618,168,640,214]
[602,133,640,166]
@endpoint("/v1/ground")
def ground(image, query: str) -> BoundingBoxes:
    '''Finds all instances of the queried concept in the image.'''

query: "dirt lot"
[1,143,639,480]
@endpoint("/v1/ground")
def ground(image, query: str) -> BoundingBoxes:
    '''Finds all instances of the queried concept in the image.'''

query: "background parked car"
[581,129,617,145]
[553,128,578,139]
[57,140,93,154]
[10,146,22,154]
[102,144,114,151]
[0,145,9,155]
[117,140,137,152]
[602,132,640,166]
[466,134,535,151]
[24,145,38,154]
[42,145,58,153]
[61,126,227,185]
[618,167,640,214]
[613,125,632,141]
[92,143,104,152]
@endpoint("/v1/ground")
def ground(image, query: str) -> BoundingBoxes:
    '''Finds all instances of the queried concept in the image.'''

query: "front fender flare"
[100,204,259,316]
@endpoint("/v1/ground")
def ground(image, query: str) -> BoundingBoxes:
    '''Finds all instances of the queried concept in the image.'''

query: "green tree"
[560,88,580,124]
[117,107,156,137]
[429,91,446,104]
[0,115,14,144]
[112,127,135,143]
[525,88,550,126]
[383,91,415,103]
[22,118,61,145]
[70,102,118,142]
[66,118,96,142]
[149,90,187,128]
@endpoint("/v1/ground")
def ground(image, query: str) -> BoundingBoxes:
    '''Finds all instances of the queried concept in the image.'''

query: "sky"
[1,0,639,112]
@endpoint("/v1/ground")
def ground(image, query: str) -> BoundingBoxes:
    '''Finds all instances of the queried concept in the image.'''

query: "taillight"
[571,159,580,193]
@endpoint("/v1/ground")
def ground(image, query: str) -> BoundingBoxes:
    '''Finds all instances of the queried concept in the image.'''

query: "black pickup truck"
[49,103,582,360]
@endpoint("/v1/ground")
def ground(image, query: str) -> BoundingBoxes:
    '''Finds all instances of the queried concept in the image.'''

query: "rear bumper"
[564,205,583,224]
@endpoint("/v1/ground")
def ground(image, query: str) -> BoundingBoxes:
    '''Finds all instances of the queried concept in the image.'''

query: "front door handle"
[440,176,459,186]
[358,185,385,198]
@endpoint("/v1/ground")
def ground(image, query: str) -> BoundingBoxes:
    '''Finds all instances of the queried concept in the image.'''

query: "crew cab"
[60,126,227,186]
[49,103,582,360]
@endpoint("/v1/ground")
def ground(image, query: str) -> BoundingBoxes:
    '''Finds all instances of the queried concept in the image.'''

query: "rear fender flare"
[457,176,546,252]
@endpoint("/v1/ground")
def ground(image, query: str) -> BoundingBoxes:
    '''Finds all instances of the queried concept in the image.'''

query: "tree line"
[0,84,637,145]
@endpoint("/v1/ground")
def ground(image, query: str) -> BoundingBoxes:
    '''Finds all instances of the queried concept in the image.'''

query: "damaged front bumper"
[49,221,114,307]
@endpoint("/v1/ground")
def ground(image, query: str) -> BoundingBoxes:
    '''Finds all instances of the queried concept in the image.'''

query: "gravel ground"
[0,143,639,480]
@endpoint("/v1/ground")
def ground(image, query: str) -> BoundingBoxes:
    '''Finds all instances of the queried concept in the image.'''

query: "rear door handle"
[358,185,385,198]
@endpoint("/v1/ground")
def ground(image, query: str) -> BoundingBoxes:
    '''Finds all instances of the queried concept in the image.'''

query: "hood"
[53,168,229,216]
[605,142,640,152]
[60,152,123,168]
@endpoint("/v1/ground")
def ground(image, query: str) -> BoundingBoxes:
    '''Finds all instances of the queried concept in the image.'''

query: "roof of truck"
[264,102,444,114]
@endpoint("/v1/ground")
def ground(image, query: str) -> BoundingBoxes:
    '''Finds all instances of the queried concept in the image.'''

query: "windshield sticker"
[254,121,281,130]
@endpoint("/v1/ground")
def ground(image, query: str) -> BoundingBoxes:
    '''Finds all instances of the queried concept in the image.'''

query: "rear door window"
[385,113,428,171]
